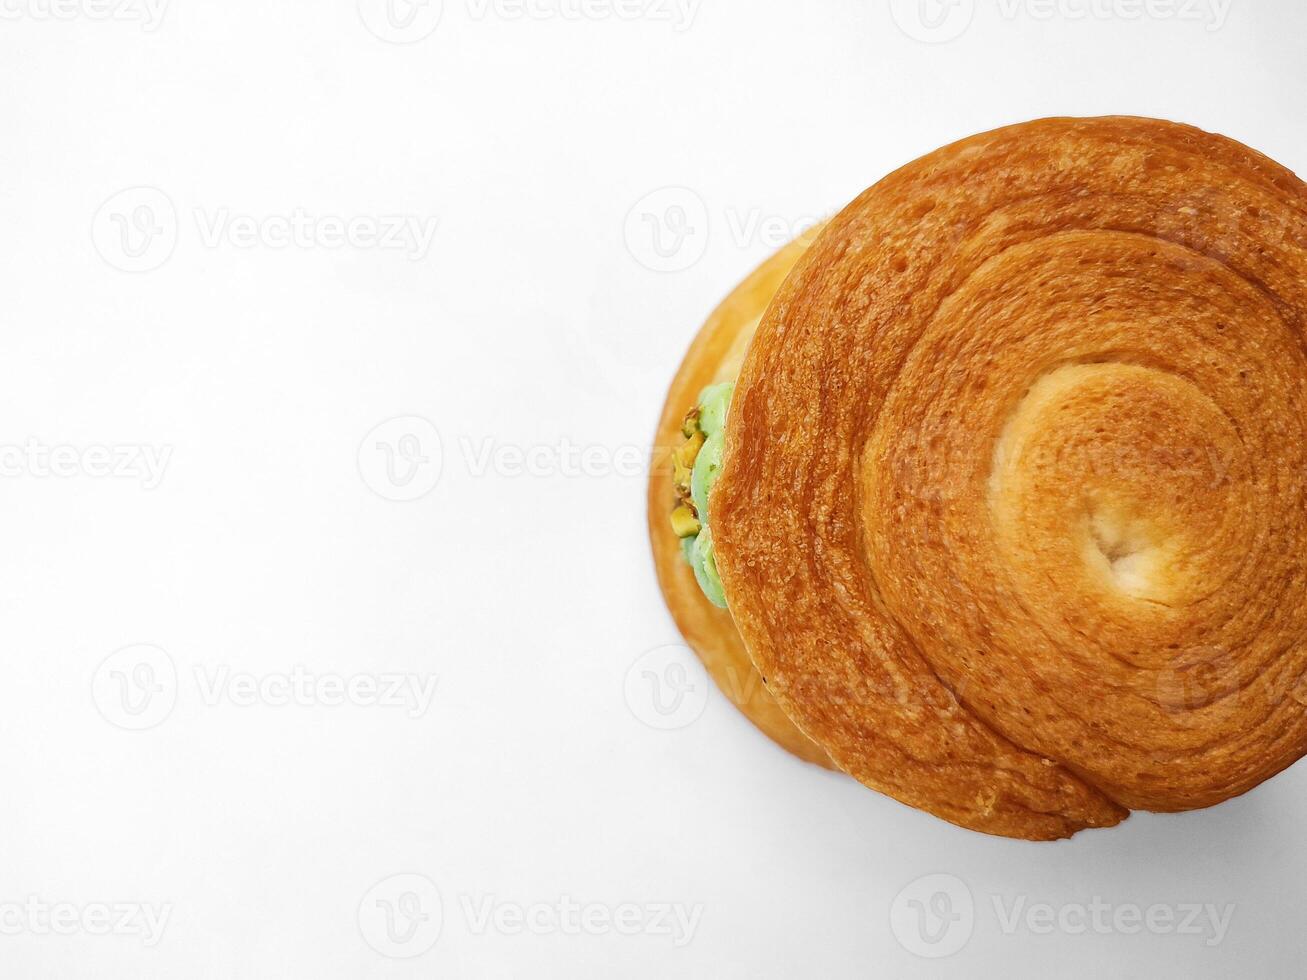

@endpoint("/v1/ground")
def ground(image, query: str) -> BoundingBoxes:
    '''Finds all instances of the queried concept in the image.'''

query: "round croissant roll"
[653,115,1307,840]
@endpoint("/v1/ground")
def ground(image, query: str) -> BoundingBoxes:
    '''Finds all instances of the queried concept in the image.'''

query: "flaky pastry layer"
[648,233,834,768]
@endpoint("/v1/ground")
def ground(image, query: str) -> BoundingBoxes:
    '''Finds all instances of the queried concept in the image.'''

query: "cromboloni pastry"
[648,116,1307,840]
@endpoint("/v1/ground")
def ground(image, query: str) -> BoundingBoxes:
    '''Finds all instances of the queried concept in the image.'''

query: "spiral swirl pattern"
[712,117,1307,839]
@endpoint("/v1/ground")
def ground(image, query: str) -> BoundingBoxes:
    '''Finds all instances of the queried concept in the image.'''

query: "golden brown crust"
[714,116,1307,839]
[648,233,835,769]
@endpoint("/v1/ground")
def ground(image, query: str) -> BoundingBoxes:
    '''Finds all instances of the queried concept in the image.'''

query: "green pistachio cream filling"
[670,382,733,608]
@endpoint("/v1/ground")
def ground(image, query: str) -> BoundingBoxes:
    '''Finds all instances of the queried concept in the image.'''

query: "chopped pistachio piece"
[673,457,692,491]
[675,430,705,469]
[670,504,702,538]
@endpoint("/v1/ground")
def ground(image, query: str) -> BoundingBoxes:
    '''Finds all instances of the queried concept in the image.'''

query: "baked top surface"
[713,116,1307,839]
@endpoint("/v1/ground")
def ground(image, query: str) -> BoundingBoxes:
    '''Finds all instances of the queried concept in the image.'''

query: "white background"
[1,0,1304,976]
